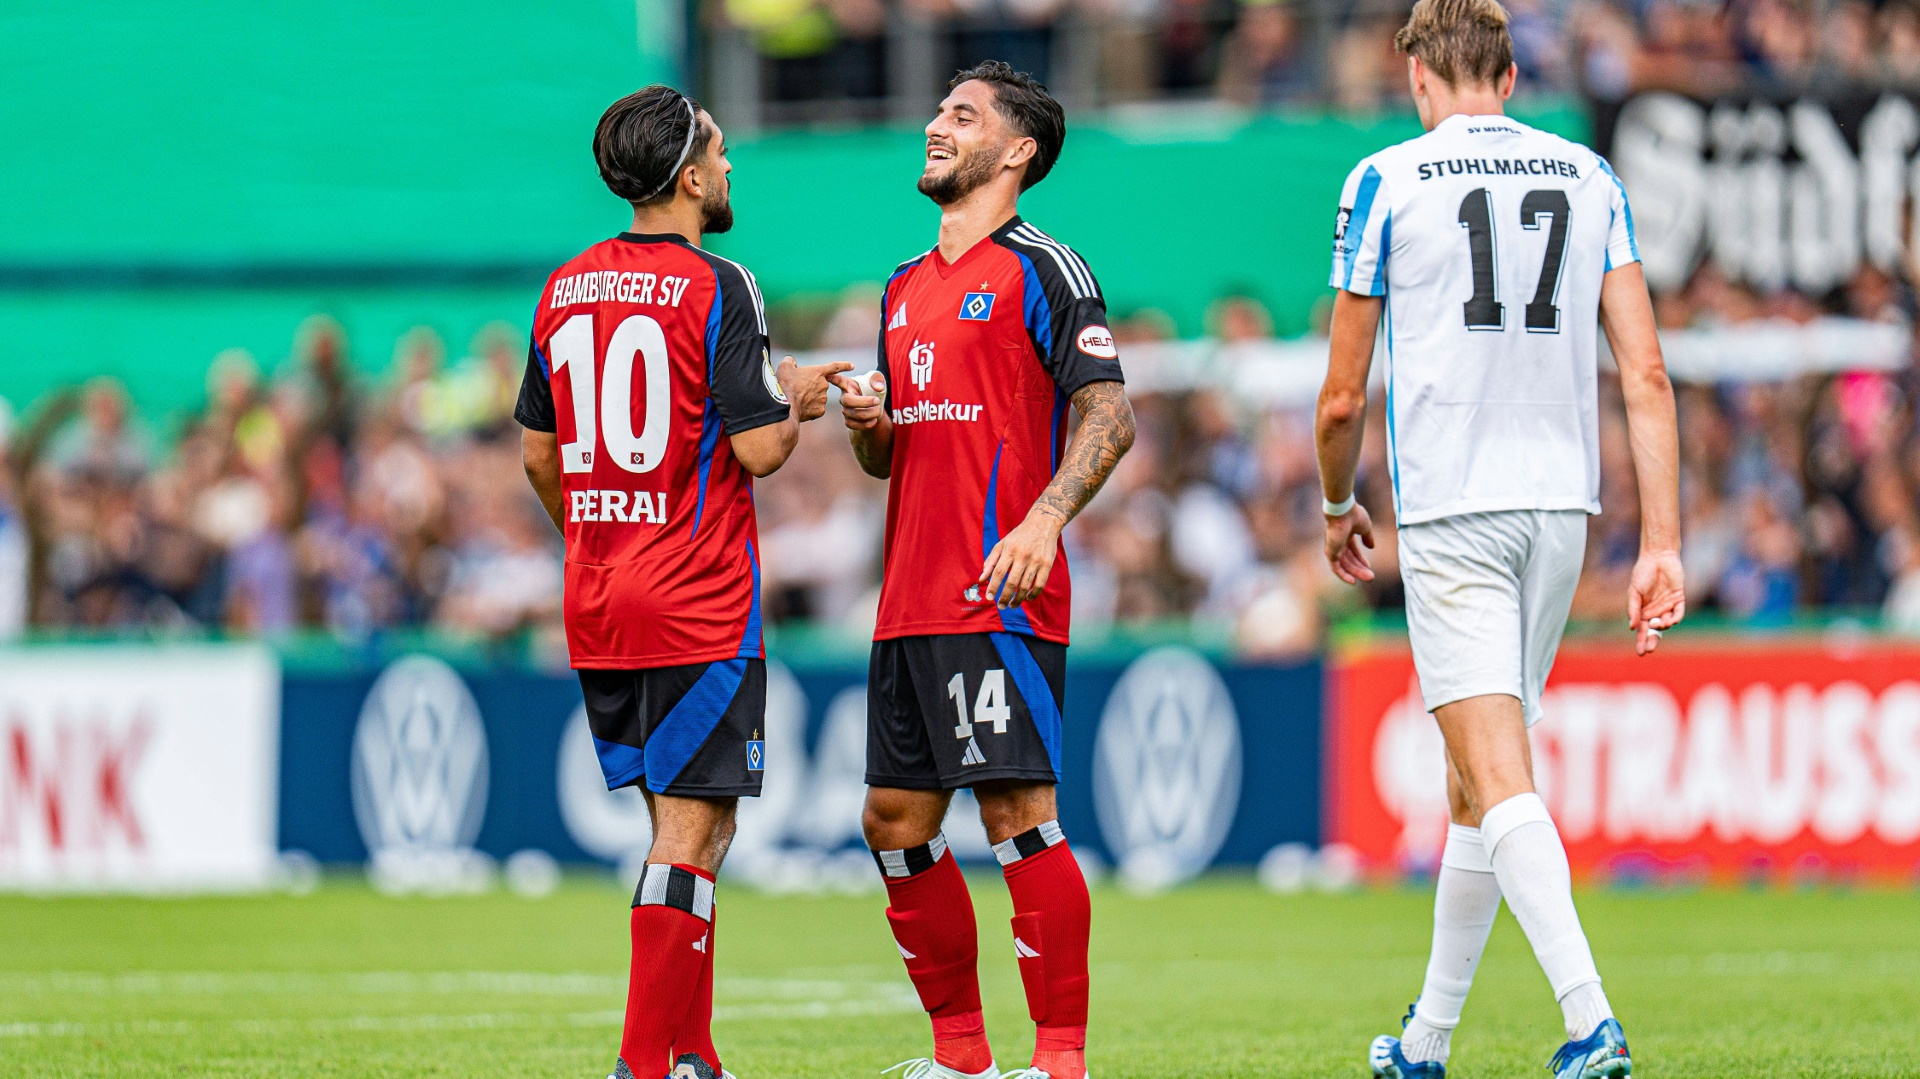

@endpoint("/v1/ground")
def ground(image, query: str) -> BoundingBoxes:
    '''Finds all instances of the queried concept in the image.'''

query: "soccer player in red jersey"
[516,86,849,1079]
[831,62,1137,1079]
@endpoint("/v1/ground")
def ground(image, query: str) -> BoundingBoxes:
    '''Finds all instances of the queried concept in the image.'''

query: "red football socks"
[874,833,994,1074]
[622,863,718,1076]
[677,893,721,1072]
[998,823,1091,1079]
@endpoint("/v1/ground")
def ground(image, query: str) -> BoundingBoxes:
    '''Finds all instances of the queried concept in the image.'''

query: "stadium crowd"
[2,255,1919,655]
[723,0,1920,117]
[10,1,1920,654]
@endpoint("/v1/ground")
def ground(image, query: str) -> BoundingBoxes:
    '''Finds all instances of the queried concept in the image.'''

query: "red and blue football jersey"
[515,233,789,669]
[874,217,1125,645]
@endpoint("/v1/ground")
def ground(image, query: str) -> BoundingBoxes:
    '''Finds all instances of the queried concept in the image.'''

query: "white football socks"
[1480,792,1613,1041]
[1401,824,1503,1065]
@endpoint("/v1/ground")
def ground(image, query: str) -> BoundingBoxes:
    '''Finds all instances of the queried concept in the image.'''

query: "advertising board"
[1329,639,1920,881]
[280,648,1324,886]
[0,645,279,890]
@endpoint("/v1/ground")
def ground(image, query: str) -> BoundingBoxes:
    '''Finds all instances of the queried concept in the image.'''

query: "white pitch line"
[0,973,921,1039]
[0,971,917,997]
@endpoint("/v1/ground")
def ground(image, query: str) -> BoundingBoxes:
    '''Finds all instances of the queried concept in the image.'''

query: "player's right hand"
[1324,503,1375,585]
[830,371,888,431]
[779,357,854,423]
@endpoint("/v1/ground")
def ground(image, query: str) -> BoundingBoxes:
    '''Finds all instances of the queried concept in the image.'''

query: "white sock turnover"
[1480,793,1612,1042]
[1401,824,1502,1064]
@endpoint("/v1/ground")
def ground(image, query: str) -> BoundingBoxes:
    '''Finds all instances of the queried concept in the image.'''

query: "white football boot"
[880,1060,1000,1079]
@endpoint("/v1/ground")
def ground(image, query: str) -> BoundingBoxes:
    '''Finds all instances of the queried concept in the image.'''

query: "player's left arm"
[981,378,1136,609]
[1600,261,1685,655]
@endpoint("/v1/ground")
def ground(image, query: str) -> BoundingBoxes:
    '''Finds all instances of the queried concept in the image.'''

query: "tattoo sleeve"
[1032,381,1136,525]
[850,425,892,479]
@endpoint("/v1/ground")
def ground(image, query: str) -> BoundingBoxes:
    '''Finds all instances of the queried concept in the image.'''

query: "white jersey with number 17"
[1329,112,1638,526]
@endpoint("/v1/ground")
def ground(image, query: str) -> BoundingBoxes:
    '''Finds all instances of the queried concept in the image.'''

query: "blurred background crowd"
[6,262,1920,657]
[11,0,1920,656]
[707,0,1920,125]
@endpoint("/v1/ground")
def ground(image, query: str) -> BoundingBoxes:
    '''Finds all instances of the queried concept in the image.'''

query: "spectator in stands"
[1741,0,1818,89]
[434,449,564,641]
[1720,489,1803,623]
[1884,1,1920,85]
[1215,0,1313,105]
[1505,0,1568,89]
[1816,0,1877,87]
[49,377,150,482]
[1327,1,1404,112]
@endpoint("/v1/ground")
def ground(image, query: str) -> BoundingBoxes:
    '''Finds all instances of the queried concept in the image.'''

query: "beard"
[701,185,734,235]
[917,143,1001,205]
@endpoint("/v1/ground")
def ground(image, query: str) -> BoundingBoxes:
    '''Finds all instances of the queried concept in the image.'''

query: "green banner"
[0,0,1582,416]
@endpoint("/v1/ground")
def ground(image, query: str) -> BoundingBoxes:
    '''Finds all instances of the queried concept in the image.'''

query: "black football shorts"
[578,659,766,798]
[866,632,1066,790]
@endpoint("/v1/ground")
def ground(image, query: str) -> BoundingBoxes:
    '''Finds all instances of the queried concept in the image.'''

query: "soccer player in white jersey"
[1315,2,1683,1078]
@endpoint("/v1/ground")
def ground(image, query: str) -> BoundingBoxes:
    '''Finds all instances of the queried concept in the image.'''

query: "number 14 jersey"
[515,233,789,669]
[1330,113,1639,526]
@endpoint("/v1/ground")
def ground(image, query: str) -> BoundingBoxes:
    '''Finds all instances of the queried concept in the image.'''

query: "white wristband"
[1322,493,1356,517]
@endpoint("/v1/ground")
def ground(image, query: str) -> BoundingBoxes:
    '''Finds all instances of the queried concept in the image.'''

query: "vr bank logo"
[351,655,493,894]
[1093,647,1243,890]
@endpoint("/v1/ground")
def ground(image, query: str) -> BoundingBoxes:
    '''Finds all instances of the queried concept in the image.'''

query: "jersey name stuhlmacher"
[1331,113,1639,527]
[1413,156,1583,181]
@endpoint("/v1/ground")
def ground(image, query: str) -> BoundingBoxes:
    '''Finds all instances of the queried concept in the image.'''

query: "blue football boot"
[1369,1002,1446,1079]
[1547,1018,1632,1079]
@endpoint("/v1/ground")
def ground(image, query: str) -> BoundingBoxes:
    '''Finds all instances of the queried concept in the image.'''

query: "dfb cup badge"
[350,655,493,894]
[1093,647,1243,891]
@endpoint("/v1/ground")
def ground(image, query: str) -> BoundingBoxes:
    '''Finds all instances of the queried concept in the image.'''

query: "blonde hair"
[1393,0,1515,88]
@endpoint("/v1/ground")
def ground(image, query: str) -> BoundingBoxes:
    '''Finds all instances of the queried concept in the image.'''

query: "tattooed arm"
[979,380,1136,608]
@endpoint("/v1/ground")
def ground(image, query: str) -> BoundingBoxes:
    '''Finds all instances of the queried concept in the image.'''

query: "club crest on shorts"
[745,730,766,772]
[959,292,995,321]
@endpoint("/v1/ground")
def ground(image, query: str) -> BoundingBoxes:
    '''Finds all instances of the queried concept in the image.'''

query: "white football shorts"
[1397,509,1587,727]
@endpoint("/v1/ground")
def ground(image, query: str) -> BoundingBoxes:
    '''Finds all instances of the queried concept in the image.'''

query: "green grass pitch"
[2,876,1916,1077]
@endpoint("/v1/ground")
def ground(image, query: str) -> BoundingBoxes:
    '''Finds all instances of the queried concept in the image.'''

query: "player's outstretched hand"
[829,371,888,431]
[780,357,854,423]
[980,508,1063,609]
[1323,503,1376,585]
[1628,548,1686,656]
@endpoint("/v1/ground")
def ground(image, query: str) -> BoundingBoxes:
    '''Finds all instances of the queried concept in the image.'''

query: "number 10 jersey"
[515,232,790,669]
[1329,113,1639,526]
